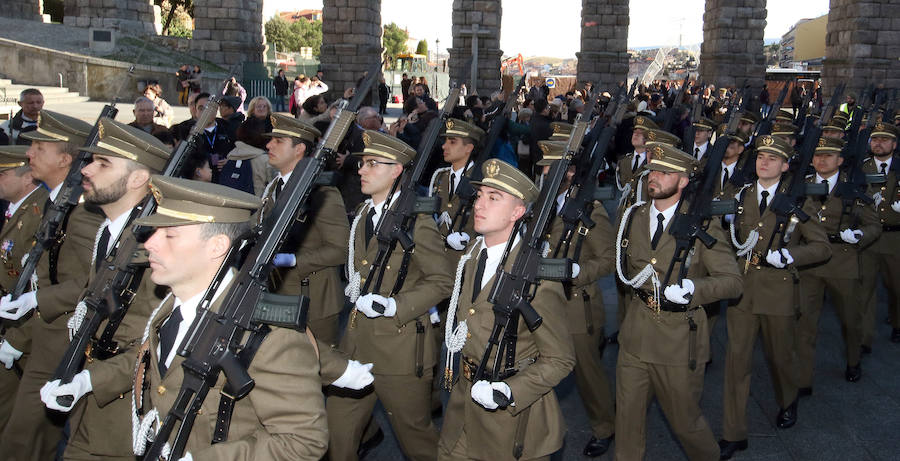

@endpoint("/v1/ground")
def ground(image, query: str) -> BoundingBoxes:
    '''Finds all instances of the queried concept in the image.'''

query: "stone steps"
[0,79,90,116]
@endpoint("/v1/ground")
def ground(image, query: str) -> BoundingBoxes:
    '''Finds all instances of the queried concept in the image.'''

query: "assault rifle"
[361,87,461,314]
[793,81,815,129]
[475,87,598,408]
[662,77,690,133]
[681,81,706,154]
[763,83,845,257]
[449,76,527,234]
[50,81,228,406]
[726,82,792,189]
[140,60,382,461]
[552,81,633,262]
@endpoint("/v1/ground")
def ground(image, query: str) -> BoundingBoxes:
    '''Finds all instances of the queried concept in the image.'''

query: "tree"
[383,22,409,59]
[416,39,428,56]
[264,16,323,56]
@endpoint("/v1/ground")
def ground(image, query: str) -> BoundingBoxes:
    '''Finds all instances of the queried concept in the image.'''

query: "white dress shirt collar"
[5,186,40,218]
[649,201,678,239]
[370,190,401,228]
[478,235,521,291]
[815,172,838,195]
[756,180,779,208]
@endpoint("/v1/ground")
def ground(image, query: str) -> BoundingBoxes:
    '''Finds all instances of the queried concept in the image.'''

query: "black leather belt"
[461,355,532,382]
[633,288,695,313]
[826,234,845,244]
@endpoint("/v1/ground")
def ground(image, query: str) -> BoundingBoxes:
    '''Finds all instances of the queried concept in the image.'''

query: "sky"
[263,0,831,58]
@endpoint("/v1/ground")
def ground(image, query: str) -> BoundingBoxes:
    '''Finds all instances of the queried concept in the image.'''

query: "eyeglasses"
[357,159,398,169]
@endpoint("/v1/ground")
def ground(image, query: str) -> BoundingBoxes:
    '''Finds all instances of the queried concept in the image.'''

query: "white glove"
[40,370,92,412]
[471,380,512,410]
[272,253,297,267]
[177,453,193,461]
[0,340,23,369]
[446,232,470,251]
[331,360,374,390]
[428,306,440,325]
[873,192,883,207]
[0,292,37,321]
[892,201,900,213]
[355,294,382,318]
[663,279,695,305]
[570,262,580,279]
[765,248,793,268]
[839,228,863,244]
[438,211,452,228]
[370,294,397,317]
[723,213,735,224]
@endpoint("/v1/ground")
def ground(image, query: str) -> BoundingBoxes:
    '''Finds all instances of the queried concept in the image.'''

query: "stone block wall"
[699,0,767,97]
[577,0,630,92]
[449,0,502,95]
[319,0,383,98]
[191,0,266,70]
[63,0,162,35]
[1,0,43,20]
[822,0,900,99]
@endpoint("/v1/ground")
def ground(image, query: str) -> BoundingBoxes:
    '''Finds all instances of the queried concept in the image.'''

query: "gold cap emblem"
[818,137,826,147]
[647,130,657,141]
[635,116,645,126]
[485,159,500,178]
[362,131,371,146]
[97,121,106,139]
[762,135,774,146]
[446,120,454,131]
[149,183,163,203]
[652,145,664,158]
[271,115,279,128]
[875,122,885,131]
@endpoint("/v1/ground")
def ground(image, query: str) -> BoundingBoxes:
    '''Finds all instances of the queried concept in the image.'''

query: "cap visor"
[133,213,199,228]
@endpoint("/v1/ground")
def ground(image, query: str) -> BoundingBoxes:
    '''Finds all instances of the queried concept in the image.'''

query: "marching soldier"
[430,118,485,249]
[0,145,46,435]
[714,126,748,201]
[821,113,849,140]
[34,118,171,459]
[795,136,880,393]
[539,141,616,457]
[690,116,716,163]
[616,116,657,190]
[0,111,105,461]
[327,130,453,461]
[262,114,349,346]
[128,176,329,459]
[614,144,742,461]
[439,159,575,460]
[859,122,900,345]
[720,135,831,460]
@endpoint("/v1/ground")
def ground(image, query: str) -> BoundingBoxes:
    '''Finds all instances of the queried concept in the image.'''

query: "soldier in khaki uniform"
[859,122,900,344]
[795,136,881,391]
[0,146,46,435]
[429,118,485,249]
[327,130,453,461]
[126,176,329,460]
[439,159,575,461]
[0,111,104,461]
[262,114,349,346]
[614,144,742,461]
[538,141,616,456]
[720,135,831,460]
[616,116,657,191]
[31,118,170,460]
[690,117,716,163]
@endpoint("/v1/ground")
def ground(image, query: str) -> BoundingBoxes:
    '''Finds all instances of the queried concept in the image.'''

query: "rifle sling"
[212,324,272,444]
[48,208,75,285]
[388,216,417,297]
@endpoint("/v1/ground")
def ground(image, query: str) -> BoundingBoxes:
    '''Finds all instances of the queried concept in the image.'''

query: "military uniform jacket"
[616,151,647,190]
[617,201,742,365]
[342,199,454,375]
[4,203,104,352]
[546,202,615,336]
[429,163,478,239]
[135,291,328,460]
[270,186,349,323]
[0,187,47,292]
[69,212,167,456]
[733,181,831,316]
[799,173,880,279]
[862,155,900,255]
[440,240,575,460]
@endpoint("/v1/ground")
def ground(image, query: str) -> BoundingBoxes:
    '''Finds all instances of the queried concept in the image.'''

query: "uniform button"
[650,258,657,264]
[157,385,166,395]
[448,203,453,208]
[468,308,475,315]
[822,217,827,222]
[466,332,472,339]
[757,222,763,227]
[755,266,761,270]
[361,259,368,266]
[386,265,391,270]
[197,408,204,415]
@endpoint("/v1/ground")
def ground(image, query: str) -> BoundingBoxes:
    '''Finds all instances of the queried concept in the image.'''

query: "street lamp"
[435,38,441,99]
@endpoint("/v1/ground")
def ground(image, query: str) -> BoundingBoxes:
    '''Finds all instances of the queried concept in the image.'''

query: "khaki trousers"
[326,369,438,461]
[614,349,718,461]
[722,307,798,441]
[796,274,861,388]
[572,332,615,439]
[859,247,900,346]
[438,427,550,461]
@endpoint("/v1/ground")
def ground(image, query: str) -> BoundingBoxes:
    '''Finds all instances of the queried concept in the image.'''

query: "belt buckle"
[749,251,760,266]
[577,225,589,236]
[462,361,473,381]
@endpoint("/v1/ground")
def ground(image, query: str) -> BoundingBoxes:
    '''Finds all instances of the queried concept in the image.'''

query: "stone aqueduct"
[3,0,898,100]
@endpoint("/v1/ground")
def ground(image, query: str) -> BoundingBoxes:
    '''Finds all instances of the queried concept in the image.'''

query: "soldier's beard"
[84,174,129,206]
[648,181,677,200]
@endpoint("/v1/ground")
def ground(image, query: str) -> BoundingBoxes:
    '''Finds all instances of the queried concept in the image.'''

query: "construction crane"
[501,54,524,76]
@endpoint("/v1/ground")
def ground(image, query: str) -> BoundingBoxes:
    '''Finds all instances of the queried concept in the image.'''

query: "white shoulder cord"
[344,200,372,303]
[69,224,108,337]
[444,236,483,389]
[729,185,758,257]
[428,167,451,198]
[615,200,661,306]
[131,293,173,458]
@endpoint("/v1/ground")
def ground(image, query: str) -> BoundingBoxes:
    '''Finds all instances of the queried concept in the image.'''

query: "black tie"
[695,147,701,159]
[364,207,376,247]
[651,213,665,250]
[818,179,829,203]
[94,226,111,273]
[472,249,488,302]
[759,190,770,216]
[449,173,456,199]
[158,305,182,377]
[722,168,729,190]
[632,155,640,173]
[43,197,52,214]
[274,178,284,200]
[881,162,888,175]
